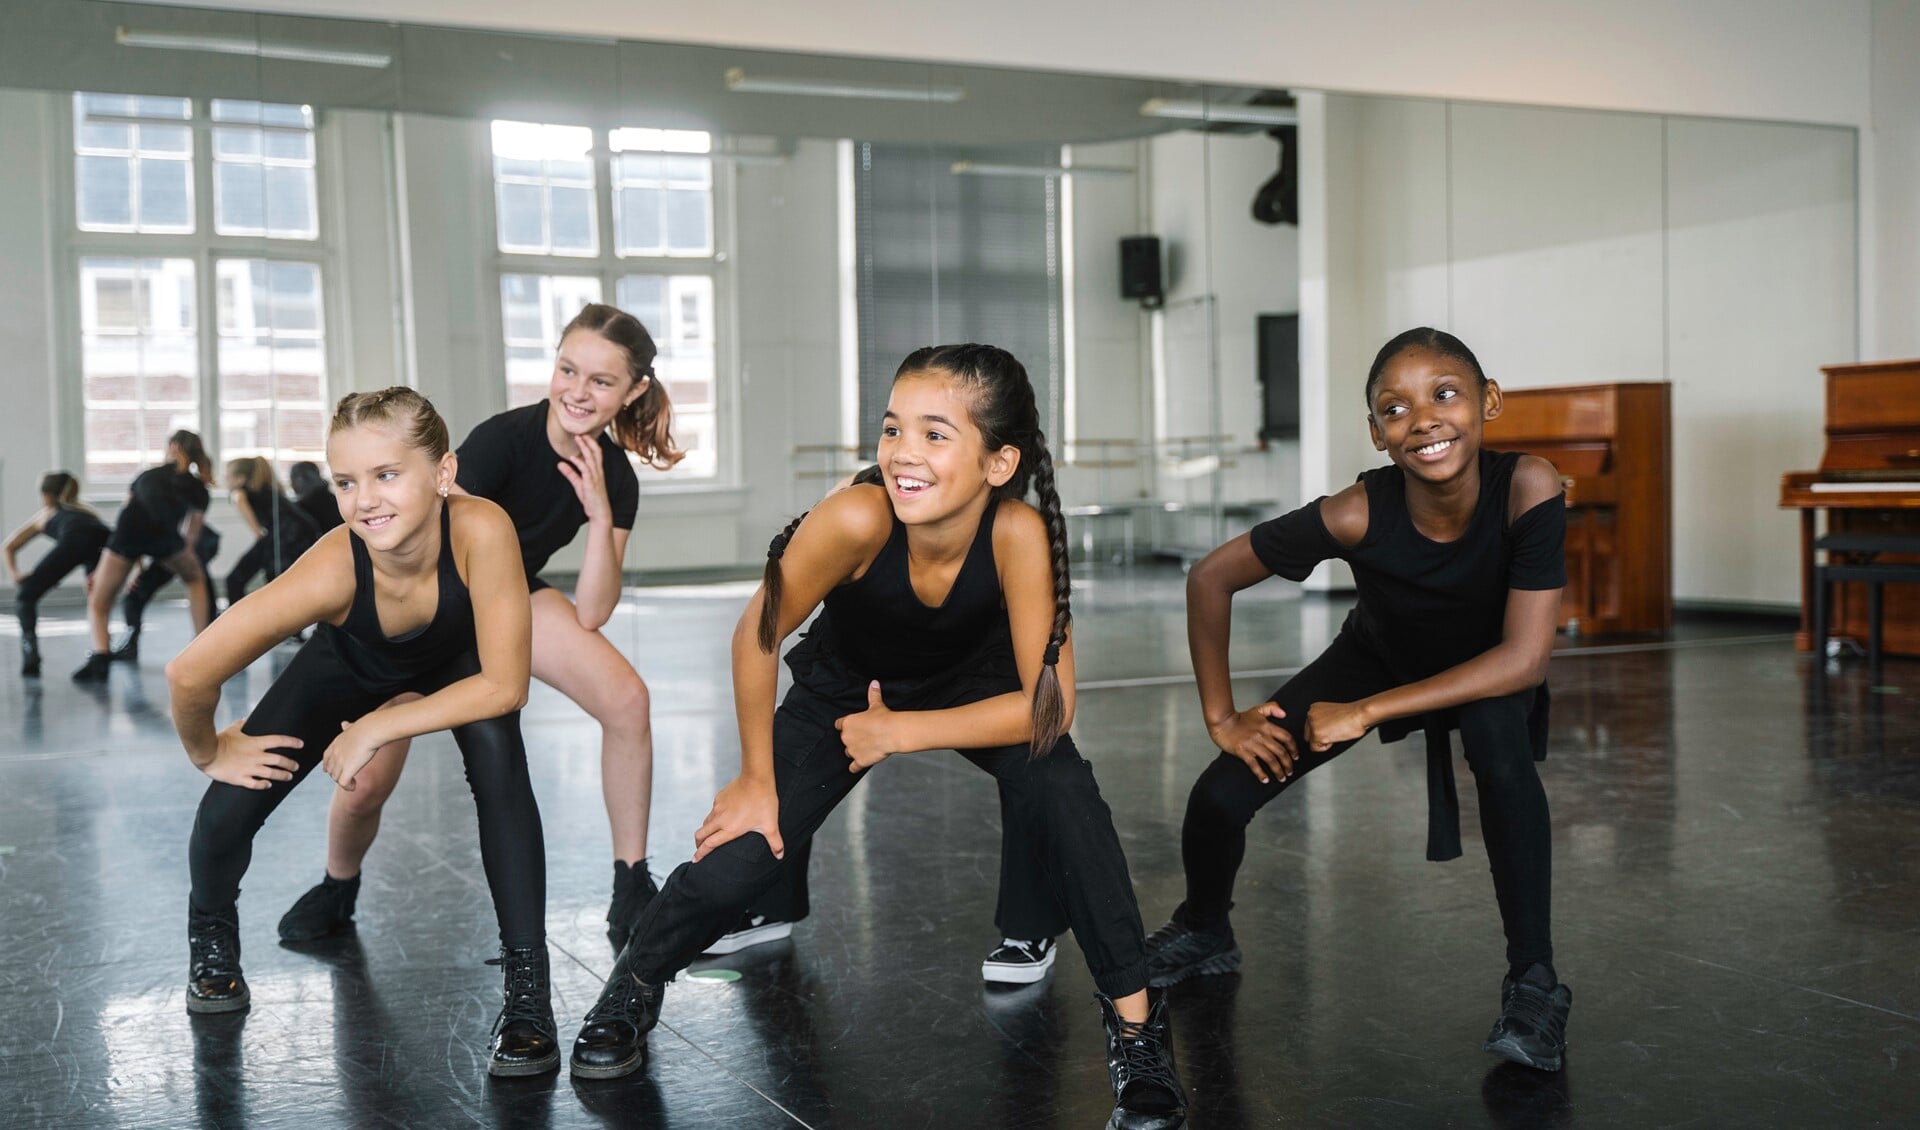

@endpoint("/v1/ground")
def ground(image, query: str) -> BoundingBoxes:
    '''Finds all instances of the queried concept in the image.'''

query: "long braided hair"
[757,344,1072,758]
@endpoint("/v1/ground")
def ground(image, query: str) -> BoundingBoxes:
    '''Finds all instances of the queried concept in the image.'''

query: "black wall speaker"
[1257,313,1300,441]
[1119,236,1164,308]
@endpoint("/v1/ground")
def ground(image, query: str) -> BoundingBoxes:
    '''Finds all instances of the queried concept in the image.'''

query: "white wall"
[0,90,60,548]
[1868,0,1920,359]
[1303,92,1858,608]
[167,0,1876,128]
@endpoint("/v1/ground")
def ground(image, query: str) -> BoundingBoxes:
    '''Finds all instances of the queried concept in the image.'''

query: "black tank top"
[44,504,107,544]
[326,501,475,681]
[244,486,279,532]
[816,500,1005,680]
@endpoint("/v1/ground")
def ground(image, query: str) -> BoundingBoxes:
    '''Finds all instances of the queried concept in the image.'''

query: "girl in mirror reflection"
[73,429,217,682]
[170,388,557,1076]
[570,344,1187,1129]
[6,471,109,676]
[1148,328,1572,1072]
[277,305,680,956]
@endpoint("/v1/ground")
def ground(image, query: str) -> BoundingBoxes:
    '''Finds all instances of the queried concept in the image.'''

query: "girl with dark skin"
[5,472,109,676]
[1146,327,1573,1072]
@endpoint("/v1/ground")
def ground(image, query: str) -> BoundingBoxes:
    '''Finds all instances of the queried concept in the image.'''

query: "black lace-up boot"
[277,873,360,942]
[1097,989,1187,1129]
[186,905,250,1014]
[486,944,560,1076]
[606,859,659,952]
[570,944,663,1079]
[1482,963,1571,1071]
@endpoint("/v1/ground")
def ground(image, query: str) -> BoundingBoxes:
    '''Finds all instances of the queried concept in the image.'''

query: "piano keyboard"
[1808,481,1920,492]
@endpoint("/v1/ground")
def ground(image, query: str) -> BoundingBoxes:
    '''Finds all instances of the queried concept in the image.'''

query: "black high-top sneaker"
[187,906,250,1014]
[109,625,140,663]
[21,635,41,677]
[277,873,361,942]
[606,859,659,952]
[72,651,111,684]
[1482,963,1571,1072]
[570,944,664,1079]
[1097,990,1187,1129]
[486,944,560,1077]
[1143,909,1241,988]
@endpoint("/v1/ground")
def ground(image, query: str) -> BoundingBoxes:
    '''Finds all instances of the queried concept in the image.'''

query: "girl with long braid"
[568,344,1186,1129]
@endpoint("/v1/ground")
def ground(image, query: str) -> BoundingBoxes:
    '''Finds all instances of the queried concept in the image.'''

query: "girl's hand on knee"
[1304,700,1373,752]
[205,721,301,789]
[1208,702,1295,784]
[322,719,384,792]
[835,682,900,772]
[694,775,784,862]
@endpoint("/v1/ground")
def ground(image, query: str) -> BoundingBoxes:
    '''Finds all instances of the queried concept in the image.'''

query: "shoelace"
[485,952,553,1030]
[588,974,656,1028]
[190,917,240,972]
[1112,1018,1181,1095]
[1502,981,1562,1037]
[996,938,1045,961]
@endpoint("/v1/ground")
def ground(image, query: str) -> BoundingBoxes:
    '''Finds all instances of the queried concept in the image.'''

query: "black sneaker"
[187,905,250,1014]
[606,859,659,952]
[1144,914,1241,988]
[277,873,360,942]
[71,652,111,684]
[982,936,1057,985]
[109,628,140,663]
[486,944,560,1077]
[700,912,793,956]
[570,947,664,1080]
[21,638,40,678]
[1482,963,1571,1072]
[1097,989,1188,1129]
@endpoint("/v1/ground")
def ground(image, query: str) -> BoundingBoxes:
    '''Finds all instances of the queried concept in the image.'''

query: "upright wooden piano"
[1780,359,1920,654]
[1483,382,1672,635]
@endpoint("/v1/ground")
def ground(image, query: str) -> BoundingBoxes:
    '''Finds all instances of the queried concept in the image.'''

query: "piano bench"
[1811,533,1920,680]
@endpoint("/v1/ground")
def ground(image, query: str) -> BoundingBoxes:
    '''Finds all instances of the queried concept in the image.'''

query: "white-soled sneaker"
[981,937,1057,984]
[700,913,794,956]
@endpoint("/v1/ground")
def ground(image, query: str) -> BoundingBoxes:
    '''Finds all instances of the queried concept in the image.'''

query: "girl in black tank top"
[1156,328,1574,1074]
[569,345,1187,1129]
[222,456,321,610]
[169,389,560,1079]
[5,471,109,676]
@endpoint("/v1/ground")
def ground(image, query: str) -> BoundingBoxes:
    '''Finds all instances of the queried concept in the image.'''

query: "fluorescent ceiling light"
[1139,97,1297,127]
[950,161,1133,179]
[116,26,392,69]
[726,67,965,104]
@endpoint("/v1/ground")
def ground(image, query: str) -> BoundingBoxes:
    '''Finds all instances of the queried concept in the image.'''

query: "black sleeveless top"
[126,464,209,532]
[44,504,107,543]
[813,500,1006,681]
[242,486,280,532]
[323,501,475,683]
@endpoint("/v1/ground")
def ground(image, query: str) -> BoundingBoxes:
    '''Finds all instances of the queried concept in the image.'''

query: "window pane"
[666,188,712,254]
[617,274,715,478]
[138,124,191,156]
[216,259,328,477]
[618,187,663,254]
[664,156,711,188]
[500,274,545,342]
[81,258,199,490]
[139,159,193,231]
[77,156,133,229]
[263,165,318,239]
[78,119,130,152]
[213,125,263,160]
[215,162,266,235]
[264,129,314,162]
[496,183,546,252]
[614,276,665,334]
[500,274,601,407]
[549,186,596,255]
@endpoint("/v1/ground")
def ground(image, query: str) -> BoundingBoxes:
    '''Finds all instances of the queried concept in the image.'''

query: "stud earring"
[439,486,449,498]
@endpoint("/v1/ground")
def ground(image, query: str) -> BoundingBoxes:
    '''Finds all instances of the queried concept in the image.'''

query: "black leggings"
[188,632,547,947]
[1181,631,1553,971]
[224,538,275,607]
[749,778,1067,940]
[625,662,1150,998]
[14,529,108,639]
[127,528,220,628]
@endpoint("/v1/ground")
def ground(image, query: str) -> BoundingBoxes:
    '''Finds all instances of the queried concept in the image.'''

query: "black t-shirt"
[43,504,107,543]
[295,486,344,534]
[455,401,640,580]
[1249,449,1566,685]
[127,465,210,532]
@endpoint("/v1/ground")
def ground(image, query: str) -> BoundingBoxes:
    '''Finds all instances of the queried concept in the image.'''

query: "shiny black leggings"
[188,632,547,946]
[127,527,220,628]
[1180,631,1553,971]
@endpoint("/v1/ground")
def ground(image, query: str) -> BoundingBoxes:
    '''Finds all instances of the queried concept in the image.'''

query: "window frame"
[54,95,344,501]
[483,121,738,492]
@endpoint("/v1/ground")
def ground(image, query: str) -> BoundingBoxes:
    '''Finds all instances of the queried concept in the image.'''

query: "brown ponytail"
[561,303,686,471]
[757,464,886,653]
[169,429,214,485]
[1025,443,1072,758]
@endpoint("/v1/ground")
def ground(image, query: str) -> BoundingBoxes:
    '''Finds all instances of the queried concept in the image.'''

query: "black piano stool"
[1811,532,1920,681]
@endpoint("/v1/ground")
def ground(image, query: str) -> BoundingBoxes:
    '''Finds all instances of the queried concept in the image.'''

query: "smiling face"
[325,421,456,554]
[1367,345,1503,483]
[876,372,1019,525]
[548,329,647,438]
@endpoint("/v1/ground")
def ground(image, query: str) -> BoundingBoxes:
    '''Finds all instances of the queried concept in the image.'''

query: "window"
[490,120,726,480]
[71,95,330,489]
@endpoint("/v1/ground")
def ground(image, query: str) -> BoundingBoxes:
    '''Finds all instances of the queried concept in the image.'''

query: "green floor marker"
[1871,685,1903,694]
[685,969,742,983]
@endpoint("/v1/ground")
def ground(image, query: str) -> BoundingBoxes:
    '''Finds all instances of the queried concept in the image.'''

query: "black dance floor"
[3,569,1917,1127]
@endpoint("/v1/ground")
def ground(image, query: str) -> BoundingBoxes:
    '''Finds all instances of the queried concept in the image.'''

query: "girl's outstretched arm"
[693,484,888,861]
[3,508,49,583]
[321,496,532,788]
[166,527,356,783]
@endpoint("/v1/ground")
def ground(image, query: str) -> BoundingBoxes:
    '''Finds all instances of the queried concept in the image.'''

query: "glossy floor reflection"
[2,569,1917,1127]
